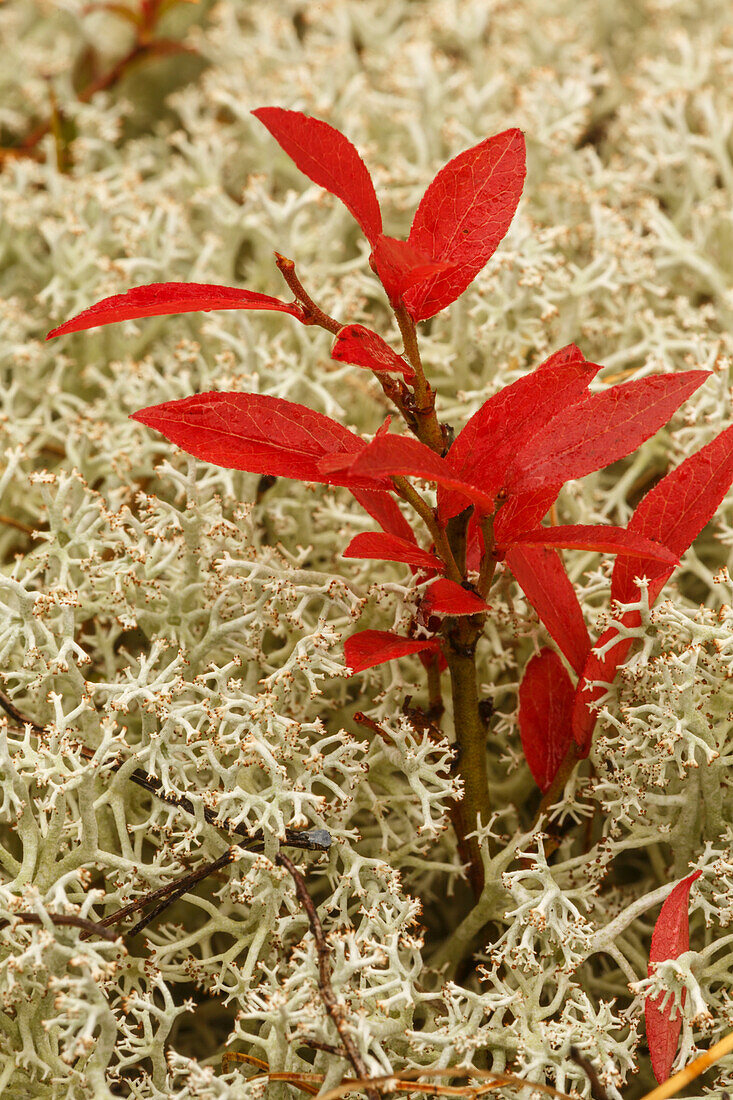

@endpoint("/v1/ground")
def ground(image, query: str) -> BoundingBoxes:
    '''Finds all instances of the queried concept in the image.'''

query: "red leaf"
[505,547,591,676]
[349,489,416,545]
[331,324,415,381]
[404,128,526,320]
[508,524,678,563]
[343,532,443,572]
[571,620,636,753]
[613,424,733,607]
[509,371,710,492]
[345,630,441,674]
[493,485,562,544]
[252,107,382,244]
[421,579,488,616]
[369,235,457,305]
[574,425,733,754]
[347,434,497,511]
[518,648,575,791]
[439,346,598,522]
[130,391,385,488]
[46,283,303,339]
[646,871,702,1084]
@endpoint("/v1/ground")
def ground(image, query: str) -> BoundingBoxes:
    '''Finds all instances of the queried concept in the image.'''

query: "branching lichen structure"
[1,1,733,1097]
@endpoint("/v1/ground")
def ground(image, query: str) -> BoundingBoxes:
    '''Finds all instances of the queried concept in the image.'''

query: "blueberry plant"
[47,107,733,1088]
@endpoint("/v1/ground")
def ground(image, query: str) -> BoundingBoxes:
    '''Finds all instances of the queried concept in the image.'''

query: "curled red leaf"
[369,234,457,305]
[646,871,703,1084]
[421,579,488,616]
[518,648,575,792]
[252,107,383,244]
[345,630,441,674]
[46,282,303,339]
[331,324,415,380]
[347,434,497,511]
[342,532,443,572]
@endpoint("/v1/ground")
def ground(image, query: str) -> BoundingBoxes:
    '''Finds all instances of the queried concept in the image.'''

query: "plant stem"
[278,854,380,1100]
[393,302,444,453]
[446,620,491,897]
[391,477,461,581]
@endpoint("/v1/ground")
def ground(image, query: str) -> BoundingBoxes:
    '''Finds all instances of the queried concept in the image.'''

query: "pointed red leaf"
[252,107,382,244]
[505,547,591,676]
[508,525,678,563]
[571,620,636,753]
[518,648,575,791]
[46,283,303,339]
[130,392,385,488]
[349,488,416,545]
[369,234,457,304]
[509,371,710,492]
[421,579,488,616]
[613,423,733,607]
[331,324,415,380]
[404,128,526,320]
[345,630,441,674]
[343,532,443,572]
[439,346,599,522]
[347,434,496,511]
[646,871,702,1084]
[493,485,562,544]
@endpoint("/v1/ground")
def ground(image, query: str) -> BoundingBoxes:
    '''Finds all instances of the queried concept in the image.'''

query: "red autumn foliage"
[46,283,304,339]
[47,104,732,813]
[518,648,575,792]
[645,871,702,1084]
[331,324,415,380]
[344,631,441,674]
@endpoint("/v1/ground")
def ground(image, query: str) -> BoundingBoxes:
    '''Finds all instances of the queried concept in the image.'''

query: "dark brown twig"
[2,912,119,942]
[299,1038,349,1058]
[569,1048,609,1100]
[277,853,380,1100]
[0,690,331,854]
[123,848,238,936]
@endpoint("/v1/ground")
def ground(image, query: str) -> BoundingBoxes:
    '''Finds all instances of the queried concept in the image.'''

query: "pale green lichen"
[2,0,733,1097]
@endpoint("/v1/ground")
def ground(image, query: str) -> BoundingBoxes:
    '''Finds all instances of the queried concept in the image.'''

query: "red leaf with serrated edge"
[345,630,441,674]
[130,392,385,489]
[404,128,526,320]
[346,434,497,511]
[439,346,598,521]
[343,532,444,572]
[646,871,703,1084]
[421,579,488,616]
[252,107,382,244]
[506,548,591,677]
[509,371,710,492]
[613,424,733,607]
[46,283,303,339]
[508,525,678,563]
[369,235,457,305]
[571,620,636,753]
[349,489,416,545]
[331,324,415,381]
[518,648,575,792]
